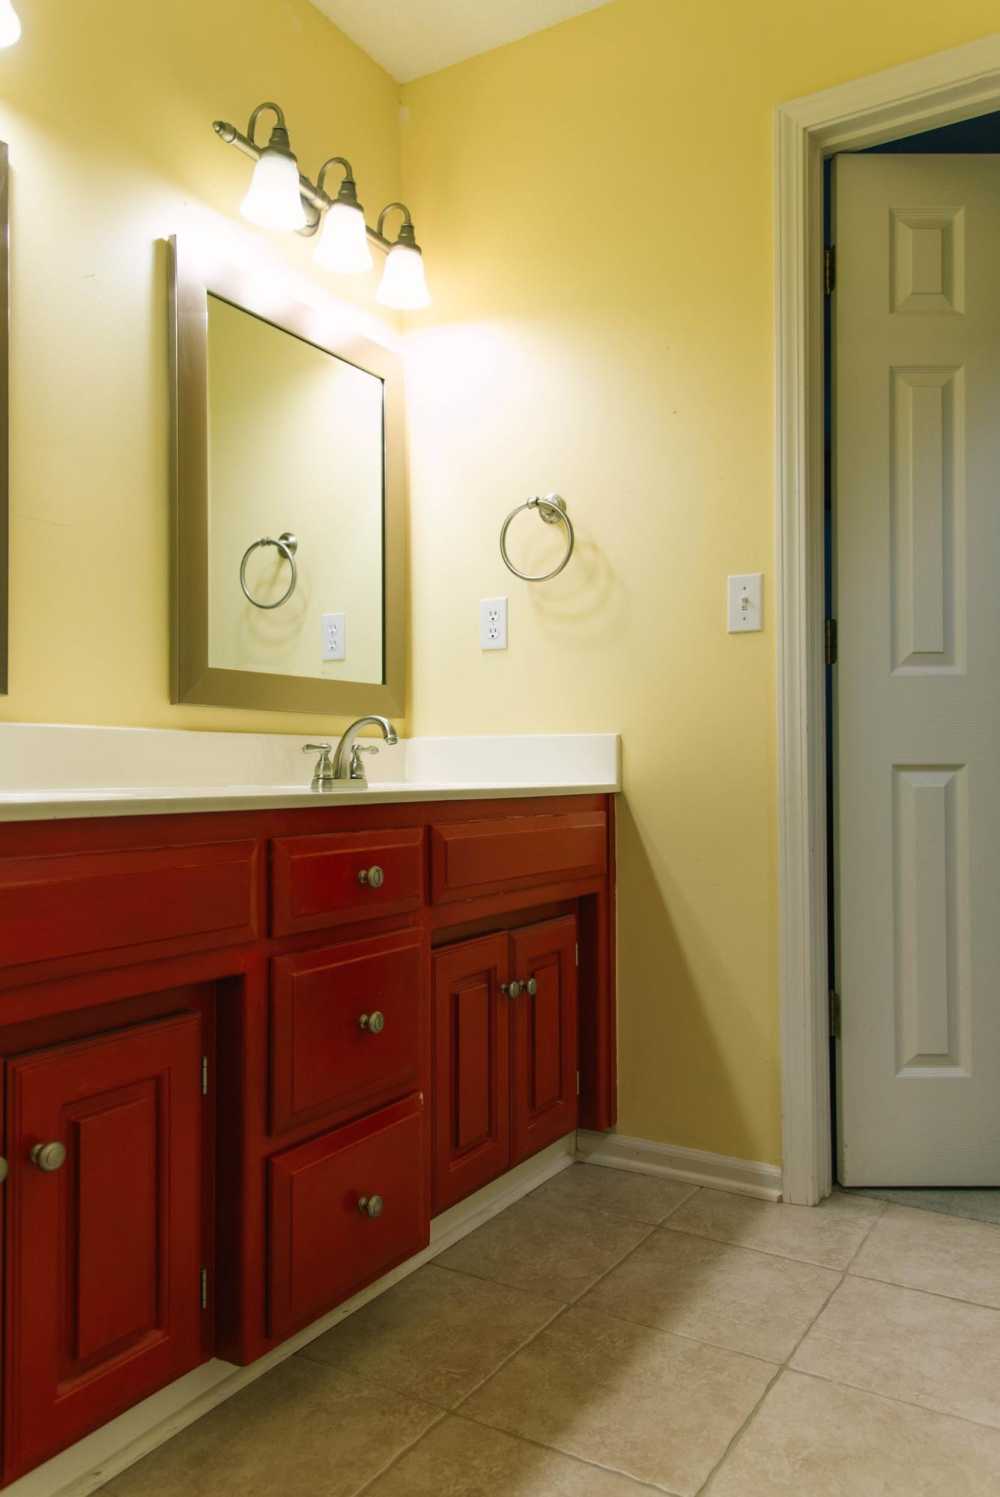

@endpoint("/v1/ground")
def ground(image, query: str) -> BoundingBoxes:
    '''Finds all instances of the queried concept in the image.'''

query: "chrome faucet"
[331,715,399,784]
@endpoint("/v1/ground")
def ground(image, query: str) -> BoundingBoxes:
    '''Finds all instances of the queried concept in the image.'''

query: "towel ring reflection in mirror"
[499,495,575,582]
[239,531,299,609]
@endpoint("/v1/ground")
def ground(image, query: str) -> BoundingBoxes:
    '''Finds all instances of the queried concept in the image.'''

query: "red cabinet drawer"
[430,812,607,904]
[270,929,425,1135]
[267,1093,428,1341]
[0,840,259,970]
[270,828,425,936]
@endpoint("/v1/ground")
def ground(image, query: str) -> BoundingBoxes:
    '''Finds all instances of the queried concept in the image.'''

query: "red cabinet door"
[510,916,579,1167]
[432,934,511,1214]
[3,1013,206,1482]
[268,1093,428,1343]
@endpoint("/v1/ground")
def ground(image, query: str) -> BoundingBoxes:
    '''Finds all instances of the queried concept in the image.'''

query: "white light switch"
[727,574,763,633]
[480,597,508,650]
[321,612,346,660]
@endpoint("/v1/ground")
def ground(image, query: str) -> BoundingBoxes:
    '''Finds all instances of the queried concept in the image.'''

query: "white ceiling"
[310,0,615,83]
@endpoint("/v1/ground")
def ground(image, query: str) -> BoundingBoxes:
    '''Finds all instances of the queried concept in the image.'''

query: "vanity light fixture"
[0,0,21,47]
[212,101,430,309]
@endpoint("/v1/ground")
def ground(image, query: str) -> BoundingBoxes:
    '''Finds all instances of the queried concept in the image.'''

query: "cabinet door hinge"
[574,942,580,967]
[824,245,836,295]
[201,1056,209,1096]
[576,1070,581,1096]
[825,618,838,666]
[200,1267,209,1310]
[829,990,842,1040]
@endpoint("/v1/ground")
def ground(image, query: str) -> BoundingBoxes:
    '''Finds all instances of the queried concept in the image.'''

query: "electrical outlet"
[727,574,763,633]
[480,597,508,650]
[321,611,346,660]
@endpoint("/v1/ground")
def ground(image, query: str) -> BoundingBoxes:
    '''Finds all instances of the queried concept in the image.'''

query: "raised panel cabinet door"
[431,934,511,1214]
[510,916,579,1167]
[4,1013,206,1482]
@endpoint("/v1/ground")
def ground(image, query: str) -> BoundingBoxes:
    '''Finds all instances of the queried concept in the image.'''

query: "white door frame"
[776,34,1000,1205]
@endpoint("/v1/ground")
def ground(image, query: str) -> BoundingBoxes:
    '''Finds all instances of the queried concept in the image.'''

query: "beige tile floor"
[102,1164,1000,1497]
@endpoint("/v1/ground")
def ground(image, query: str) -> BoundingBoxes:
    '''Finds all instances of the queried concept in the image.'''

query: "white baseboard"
[576,1129,783,1202]
[11,1137,576,1497]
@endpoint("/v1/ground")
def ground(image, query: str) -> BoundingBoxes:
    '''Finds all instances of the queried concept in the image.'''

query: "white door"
[835,154,1000,1185]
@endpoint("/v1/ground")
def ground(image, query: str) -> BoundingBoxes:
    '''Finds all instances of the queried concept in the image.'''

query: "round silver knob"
[357,865,385,889]
[525,978,538,997]
[501,980,523,999]
[359,1010,385,1034]
[357,1194,384,1219]
[31,1141,67,1173]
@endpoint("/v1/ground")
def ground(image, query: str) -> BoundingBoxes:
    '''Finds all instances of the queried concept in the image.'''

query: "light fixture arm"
[245,101,289,149]
[375,202,419,251]
[316,156,357,199]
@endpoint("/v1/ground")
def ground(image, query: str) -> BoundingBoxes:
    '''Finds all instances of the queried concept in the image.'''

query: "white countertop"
[0,726,621,822]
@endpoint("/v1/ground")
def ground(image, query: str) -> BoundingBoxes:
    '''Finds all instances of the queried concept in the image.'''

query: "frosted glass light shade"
[314,201,373,274]
[0,1,21,47]
[377,243,431,310]
[240,149,306,232]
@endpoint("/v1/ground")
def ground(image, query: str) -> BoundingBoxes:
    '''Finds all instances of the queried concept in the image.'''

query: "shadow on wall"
[614,796,768,1160]
[515,529,630,647]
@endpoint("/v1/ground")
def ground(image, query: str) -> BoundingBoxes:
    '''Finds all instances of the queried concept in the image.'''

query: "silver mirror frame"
[168,235,405,716]
[0,143,9,695]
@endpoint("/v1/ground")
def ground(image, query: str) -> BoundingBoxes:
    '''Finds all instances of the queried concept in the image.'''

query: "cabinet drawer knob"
[358,1010,385,1034]
[358,1193,384,1219]
[525,978,538,996]
[357,865,385,889]
[30,1141,67,1173]
[501,980,523,999]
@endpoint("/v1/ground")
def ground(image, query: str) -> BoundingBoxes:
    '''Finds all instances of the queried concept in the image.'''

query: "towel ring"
[499,495,575,582]
[239,531,299,610]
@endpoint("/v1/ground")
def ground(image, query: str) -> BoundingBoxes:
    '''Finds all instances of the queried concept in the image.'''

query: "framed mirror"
[0,142,9,695]
[169,236,405,715]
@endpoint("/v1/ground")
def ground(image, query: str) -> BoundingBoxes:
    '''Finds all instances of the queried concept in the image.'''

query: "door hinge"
[829,990,842,1040]
[576,1070,581,1096]
[200,1267,209,1310]
[201,1056,208,1096]
[825,618,838,666]
[824,245,836,295]
[574,942,579,967]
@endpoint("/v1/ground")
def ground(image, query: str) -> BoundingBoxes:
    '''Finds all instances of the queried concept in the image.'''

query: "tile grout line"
[450,1408,683,1496]
[350,1408,450,1497]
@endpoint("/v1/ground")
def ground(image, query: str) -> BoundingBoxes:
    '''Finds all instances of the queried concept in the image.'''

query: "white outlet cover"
[727,574,763,633]
[321,611,347,660]
[480,597,508,650]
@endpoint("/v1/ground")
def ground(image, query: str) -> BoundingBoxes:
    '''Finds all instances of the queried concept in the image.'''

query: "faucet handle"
[349,743,379,781]
[303,743,334,790]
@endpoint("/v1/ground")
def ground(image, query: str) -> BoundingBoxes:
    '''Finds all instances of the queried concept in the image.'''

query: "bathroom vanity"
[0,728,618,1484]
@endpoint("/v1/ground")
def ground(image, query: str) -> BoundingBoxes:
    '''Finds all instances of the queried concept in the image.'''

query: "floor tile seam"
[786,1363,1000,1434]
[447,1301,570,1412]
[529,1178,702,1230]
[448,1406,685,1495]
[840,1199,889,1271]
[845,1264,1000,1313]
[691,1361,784,1497]
[564,1294,792,1368]
[659,1221,856,1271]
[561,1221,660,1306]
[350,1408,450,1497]
[777,1266,848,1371]
[410,1256,571,1311]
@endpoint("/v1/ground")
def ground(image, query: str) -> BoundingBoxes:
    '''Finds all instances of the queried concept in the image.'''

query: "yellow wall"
[0,0,403,733]
[399,0,999,1164]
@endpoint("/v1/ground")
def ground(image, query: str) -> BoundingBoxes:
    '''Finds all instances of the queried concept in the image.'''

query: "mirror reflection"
[205,293,385,685]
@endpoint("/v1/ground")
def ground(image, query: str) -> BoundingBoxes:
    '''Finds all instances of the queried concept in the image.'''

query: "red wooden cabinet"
[432,934,511,1213]
[510,916,579,1166]
[270,929,424,1135]
[270,827,425,936]
[3,1013,207,1482]
[267,1092,428,1342]
[432,916,579,1214]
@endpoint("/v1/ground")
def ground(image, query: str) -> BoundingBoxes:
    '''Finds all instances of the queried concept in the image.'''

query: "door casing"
[775,34,1000,1204]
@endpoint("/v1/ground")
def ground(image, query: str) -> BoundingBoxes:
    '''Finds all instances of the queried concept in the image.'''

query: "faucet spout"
[332,715,399,784]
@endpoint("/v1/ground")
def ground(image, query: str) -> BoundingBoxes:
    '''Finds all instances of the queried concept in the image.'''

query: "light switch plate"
[727,574,763,633]
[321,612,346,660]
[480,597,508,650]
